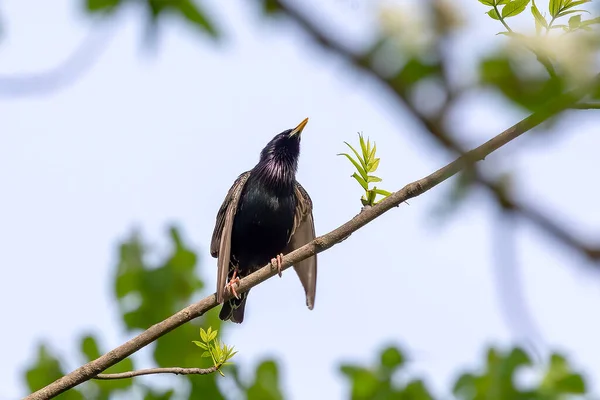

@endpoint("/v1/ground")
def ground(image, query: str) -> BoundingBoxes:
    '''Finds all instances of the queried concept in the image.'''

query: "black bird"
[210,118,317,323]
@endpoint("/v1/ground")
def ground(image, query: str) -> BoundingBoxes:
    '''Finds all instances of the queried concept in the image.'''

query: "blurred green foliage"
[453,347,586,400]
[341,345,588,400]
[85,0,219,37]
[22,227,591,400]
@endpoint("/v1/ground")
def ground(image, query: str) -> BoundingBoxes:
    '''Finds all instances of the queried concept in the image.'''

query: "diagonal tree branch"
[25,74,597,400]
[271,0,600,262]
[94,365,220,380]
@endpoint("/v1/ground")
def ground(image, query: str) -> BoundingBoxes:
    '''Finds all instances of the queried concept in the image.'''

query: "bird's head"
[258,117,308,166]
[254,118,308,187]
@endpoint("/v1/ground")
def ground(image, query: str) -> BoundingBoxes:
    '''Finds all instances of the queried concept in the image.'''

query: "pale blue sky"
[1,1,600,399]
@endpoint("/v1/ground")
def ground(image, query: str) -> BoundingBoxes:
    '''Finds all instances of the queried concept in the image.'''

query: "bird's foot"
[271,253,284,278]
[225,269,241,299]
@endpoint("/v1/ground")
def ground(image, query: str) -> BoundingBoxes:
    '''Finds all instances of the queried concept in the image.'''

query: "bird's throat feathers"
[251,129,301,190]
[253,153,298,189]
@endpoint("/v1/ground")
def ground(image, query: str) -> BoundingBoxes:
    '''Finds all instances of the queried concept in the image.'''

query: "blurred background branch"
[0,19,116,97]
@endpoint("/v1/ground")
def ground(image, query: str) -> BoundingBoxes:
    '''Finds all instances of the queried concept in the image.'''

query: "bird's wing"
[286,181,317,310]
[210,171,251,304]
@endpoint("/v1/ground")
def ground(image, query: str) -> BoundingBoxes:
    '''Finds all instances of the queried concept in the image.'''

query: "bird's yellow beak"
[289,117,309,137]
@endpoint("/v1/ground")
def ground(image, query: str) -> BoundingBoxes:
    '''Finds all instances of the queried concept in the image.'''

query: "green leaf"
[352,173,369,191]
[340,365,380,399]
[86,0,121,12]
[380,347,405,370]
[358,134,368,161]
[144,388,175,400]
[201,351,211,358]
[368,143,377,166]
[260,0,281,14]
[555,374,586,393]
[580,17,600,26]
[563,0,591,10]
[81,335,101,361]
[200,328,208,342]
[558,9,590,17]
[247,360,284,400]
[404,380,434,399]
[193,340,208,350]
[479,55,565,111]
[549,0,564,17]
[540,352,587,394]
[478,0,495,5]
[338,153,368,181]
[453,373,476,395]
[394,58,441,88]
[531,1,549,29]
[487,8,501,19]
[176,0,218,38]
[569,14,582,28]
[343,142,367,170]
[497,0,511,4]
[374,188,392,197]
[502,0,531,18]
[214,347,223,362]
[367,175,383,183]
[368,190,377,205]
[369,158,380,173]
[497,31,526,37]
[208,329,218,342]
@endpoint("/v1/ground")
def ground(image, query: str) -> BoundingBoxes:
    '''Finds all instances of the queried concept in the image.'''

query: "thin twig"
[25,73,597,400]
[94,365,220,380]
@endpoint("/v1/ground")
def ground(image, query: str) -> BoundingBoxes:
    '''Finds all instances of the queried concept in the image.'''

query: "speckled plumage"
[210,118,317,323]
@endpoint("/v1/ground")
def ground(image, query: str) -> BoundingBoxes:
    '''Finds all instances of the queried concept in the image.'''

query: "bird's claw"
[225,269,241,299]
[271,253,284,278]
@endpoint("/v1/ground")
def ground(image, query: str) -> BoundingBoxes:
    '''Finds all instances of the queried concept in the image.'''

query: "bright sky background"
[1,0,600,399]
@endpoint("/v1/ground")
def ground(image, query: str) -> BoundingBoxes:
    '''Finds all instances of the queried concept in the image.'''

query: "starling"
[210,118,317,323]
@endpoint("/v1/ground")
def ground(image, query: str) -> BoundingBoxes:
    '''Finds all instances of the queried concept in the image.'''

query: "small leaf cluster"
[535,0,600,32]
[479,0,599,34]
[338,133,392,207]
[479,0,532,20]
[192,327,238,376]
[530,0,600,33]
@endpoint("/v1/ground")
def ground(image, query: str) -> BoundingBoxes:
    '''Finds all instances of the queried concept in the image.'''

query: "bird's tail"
[219,290,250,323]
